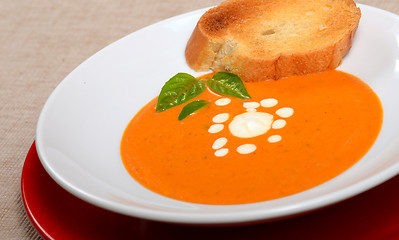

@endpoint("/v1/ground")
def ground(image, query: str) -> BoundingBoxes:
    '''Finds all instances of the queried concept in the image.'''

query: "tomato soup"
[120,70,383,205]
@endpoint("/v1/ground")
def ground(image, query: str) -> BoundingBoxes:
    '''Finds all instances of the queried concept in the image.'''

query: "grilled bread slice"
[185,0,361,81]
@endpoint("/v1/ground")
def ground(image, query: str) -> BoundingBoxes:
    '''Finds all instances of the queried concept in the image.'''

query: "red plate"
[22,142,399,239]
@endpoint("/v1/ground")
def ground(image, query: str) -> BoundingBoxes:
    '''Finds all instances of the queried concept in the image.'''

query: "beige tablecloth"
[1,0,398,239]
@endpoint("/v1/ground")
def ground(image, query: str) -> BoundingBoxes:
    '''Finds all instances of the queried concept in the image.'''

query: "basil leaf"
[207,72,251,99]
[178,100,210,121]
[156,73,206,112]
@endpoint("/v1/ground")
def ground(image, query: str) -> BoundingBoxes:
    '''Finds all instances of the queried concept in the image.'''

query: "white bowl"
[36,4,399,225]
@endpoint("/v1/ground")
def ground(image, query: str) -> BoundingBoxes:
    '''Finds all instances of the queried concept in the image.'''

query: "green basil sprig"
[156,73,205,112]
[178,100,210,121]
[155,71,251,120]
[207,72,251,99]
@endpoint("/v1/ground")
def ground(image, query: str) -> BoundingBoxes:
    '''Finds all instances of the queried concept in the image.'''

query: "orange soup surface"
[121,70,383,205]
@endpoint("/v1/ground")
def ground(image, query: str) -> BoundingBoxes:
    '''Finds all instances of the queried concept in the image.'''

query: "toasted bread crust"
[185,0,361,82]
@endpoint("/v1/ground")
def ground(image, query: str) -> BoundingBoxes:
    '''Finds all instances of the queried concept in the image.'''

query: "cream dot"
[272,119,286,129]
[243,102,260,109]
[261,98,278,107]
[215,148,229,157]
[246,108,257,112]
[213,113,229,123]
[268,135,282,143]
[276,107,294,118]
[229,112,273,138]
[237,144,257,154]
[215,98,231,106]
[212,137,228,149]
[208,124,224,133]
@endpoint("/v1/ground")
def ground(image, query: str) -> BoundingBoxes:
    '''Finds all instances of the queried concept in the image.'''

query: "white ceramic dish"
[36,4,399,225]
